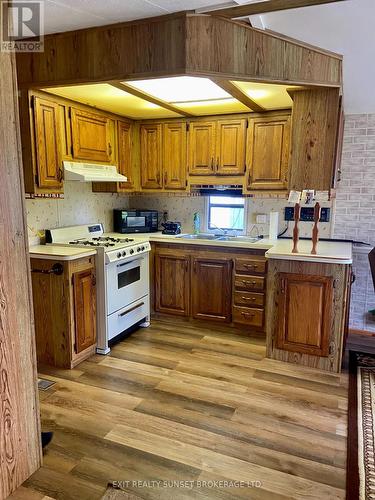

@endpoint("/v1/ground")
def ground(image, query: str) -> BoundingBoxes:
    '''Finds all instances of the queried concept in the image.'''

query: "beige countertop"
[29,245,97,261]
[108,232,353,264]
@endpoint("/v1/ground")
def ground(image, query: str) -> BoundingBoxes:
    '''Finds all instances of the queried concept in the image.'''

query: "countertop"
[265,239,353,264]
[29,245,97,261]
[109,232,353,265]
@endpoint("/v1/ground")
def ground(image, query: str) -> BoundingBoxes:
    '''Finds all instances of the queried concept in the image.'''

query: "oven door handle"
[116,257,143,268]
[118,302,145,317]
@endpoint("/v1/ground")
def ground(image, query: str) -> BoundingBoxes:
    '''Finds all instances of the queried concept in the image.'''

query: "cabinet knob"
[108,143,112,156]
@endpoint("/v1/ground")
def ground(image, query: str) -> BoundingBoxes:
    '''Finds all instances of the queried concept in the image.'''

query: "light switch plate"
[256,214,267,224]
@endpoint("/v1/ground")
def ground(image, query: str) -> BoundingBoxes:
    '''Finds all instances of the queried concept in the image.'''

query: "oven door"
[106,255,148,315]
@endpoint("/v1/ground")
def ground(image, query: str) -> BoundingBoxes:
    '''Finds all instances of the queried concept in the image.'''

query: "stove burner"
[69,238,123,247]
[92,236,134,243]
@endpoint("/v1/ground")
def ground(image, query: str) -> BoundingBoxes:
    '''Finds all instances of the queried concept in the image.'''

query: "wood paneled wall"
[0,42,41,500]
[16,13,342,88]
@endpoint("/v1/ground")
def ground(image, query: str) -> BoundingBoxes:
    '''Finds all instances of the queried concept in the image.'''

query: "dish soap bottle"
[193,212,201,235]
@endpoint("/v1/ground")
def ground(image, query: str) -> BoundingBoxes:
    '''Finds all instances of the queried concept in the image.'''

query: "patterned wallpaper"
[26,181,129,245]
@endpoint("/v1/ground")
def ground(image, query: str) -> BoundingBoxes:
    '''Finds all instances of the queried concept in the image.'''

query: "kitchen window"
[207,195,246,233]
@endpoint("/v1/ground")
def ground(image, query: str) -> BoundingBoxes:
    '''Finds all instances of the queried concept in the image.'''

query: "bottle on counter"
[193,212,201,235]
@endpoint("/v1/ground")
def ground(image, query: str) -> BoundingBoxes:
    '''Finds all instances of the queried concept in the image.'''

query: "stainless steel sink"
[176,234,261,243]
[176,233,217,240]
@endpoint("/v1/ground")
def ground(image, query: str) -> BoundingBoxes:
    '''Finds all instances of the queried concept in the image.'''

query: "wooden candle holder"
[311,202,321,255]
[292,203,301,253]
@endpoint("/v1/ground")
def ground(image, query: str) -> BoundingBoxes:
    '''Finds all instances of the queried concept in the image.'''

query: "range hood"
[63,161,127,182]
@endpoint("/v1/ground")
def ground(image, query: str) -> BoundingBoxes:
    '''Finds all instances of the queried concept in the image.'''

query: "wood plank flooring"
[12,318,349,500]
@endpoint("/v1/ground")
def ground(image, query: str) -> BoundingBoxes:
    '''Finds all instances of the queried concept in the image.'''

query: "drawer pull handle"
[244,264,257,268]
[241,296,256,301]
[241,312,255,317]
[119,302,144,317]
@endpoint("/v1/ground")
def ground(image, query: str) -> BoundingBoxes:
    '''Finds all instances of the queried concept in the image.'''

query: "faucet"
[209,223,228,236]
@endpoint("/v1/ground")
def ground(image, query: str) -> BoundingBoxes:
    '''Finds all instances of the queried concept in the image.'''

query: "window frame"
[205,195,247,234]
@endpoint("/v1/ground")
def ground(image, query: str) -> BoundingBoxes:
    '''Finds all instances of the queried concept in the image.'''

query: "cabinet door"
[216,118,246,175]
[191,257,232,322]
[33,96,63,189]
[163,122,187,190]
[140,123,163,189]
[118,120,134,190]
[71,107,113,162]
[73,268,97,353]
[188,121,216,175]
[155,251,190,316]
[276,273,333,357]
[247,115,290,190]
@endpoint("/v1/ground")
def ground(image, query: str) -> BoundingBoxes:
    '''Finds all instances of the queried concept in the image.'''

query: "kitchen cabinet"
[117,120,134,191]
[246,114,290,191]
[32,95,63,191]
[154,248,190,316]
[152,243,267,330]
[188,118,246,176]
[30,255,97,368]
[140,121,187,191]
[70,107,115,163]
[288,87,341,191]
[216,118,247,175]
[163,122,187,190]
[188,121,216,175]
[191,257,232,322]
[140,122,163,189]
[266,258,352,372]
[276,273,332,357]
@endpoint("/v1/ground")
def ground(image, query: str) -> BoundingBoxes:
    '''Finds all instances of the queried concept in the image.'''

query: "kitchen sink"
[176,234,261,243]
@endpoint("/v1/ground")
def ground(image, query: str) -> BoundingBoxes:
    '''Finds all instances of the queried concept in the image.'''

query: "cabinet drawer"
[234,275,265,291]
[235,258,266,275]
[233,306,264,327]
[234,291,264,307]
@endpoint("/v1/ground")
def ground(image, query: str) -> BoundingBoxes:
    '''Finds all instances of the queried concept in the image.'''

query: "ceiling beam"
[212,79,266,112]
[203,0,347,18]
[110,82,195,118]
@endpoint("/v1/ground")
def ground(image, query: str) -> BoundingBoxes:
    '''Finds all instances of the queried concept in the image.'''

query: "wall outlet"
[256,214,267,224]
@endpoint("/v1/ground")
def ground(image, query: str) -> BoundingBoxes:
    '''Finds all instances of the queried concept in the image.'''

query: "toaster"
[161,221,182,235]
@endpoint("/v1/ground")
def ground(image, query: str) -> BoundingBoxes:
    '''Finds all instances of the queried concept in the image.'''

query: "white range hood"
[63,161,127,182]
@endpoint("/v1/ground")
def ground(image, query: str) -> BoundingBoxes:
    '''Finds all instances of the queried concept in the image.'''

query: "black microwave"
[114,209,158,233]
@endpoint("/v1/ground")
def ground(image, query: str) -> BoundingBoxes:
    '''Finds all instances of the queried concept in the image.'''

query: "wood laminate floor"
[11,318,349,500]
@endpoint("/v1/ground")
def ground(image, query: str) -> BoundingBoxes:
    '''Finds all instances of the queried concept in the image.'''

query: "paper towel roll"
[269,211,279,240]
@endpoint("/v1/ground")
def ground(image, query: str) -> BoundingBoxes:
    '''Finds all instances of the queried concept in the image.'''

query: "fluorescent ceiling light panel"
[124,76,231,103]
[232,81,294,109]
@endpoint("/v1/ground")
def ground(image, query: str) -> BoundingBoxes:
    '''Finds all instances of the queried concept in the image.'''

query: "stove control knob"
[122,251,126,257]
[130,249,134,254]
[117,252,121,259]
[137,247,141,252]
[141,246,145,251]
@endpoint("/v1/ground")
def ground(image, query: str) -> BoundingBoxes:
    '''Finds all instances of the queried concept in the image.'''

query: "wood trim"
[203,0,347,18]
[211,79,266,112]
[110,82,195,118]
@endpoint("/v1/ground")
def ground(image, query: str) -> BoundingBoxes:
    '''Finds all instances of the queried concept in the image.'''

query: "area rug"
[347,351,375,499]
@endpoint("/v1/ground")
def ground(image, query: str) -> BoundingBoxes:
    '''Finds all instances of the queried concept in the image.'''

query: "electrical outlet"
[256,214,267,224]
[284,207,330,222]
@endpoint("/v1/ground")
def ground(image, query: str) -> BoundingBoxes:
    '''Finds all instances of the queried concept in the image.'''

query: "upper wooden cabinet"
[141,121,187,191]
[117,120,134,191]
[70,107,114,163]
[191,257,233,322]
[140,123,163,189]
[33,96,63,190]
[216,118,246,175]
[247,114,291,191]
[163,122,187,190]
[188,118,246,176]
[188,121,216,175]
[288,88,341,191]
[276,272,333,357]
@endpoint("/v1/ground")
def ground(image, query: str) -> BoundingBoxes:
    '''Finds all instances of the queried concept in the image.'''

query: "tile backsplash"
[26,181,129,244]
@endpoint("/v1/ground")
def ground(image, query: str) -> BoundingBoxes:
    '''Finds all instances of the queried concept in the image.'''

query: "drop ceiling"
[45,77,296,120]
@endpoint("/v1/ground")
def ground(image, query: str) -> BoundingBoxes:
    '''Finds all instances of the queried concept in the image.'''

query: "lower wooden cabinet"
[276,273,333,357]
[152,243,267,330]
[191,257,232,322]
[155,249,190,316]
[31,256,97,368]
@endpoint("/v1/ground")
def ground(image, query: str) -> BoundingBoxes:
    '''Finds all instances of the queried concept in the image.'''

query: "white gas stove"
[46,223,151,354]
